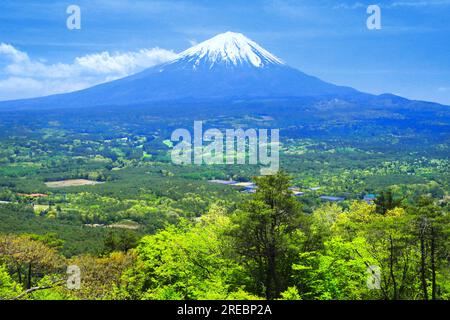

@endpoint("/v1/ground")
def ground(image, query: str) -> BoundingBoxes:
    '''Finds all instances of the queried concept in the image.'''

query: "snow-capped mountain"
[1,32,360,109]
[172,32,284,69]
[1,32,448,144]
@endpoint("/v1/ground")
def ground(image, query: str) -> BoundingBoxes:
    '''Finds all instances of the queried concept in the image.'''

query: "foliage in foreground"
[1,172,449,300]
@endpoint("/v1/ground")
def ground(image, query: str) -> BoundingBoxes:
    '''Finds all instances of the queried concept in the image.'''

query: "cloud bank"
[0,43,177,101]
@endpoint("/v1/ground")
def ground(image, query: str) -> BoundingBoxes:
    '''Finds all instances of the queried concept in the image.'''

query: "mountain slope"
[0,32,359,109]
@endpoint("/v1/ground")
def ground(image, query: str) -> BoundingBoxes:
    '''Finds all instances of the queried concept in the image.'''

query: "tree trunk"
[420,224,428,300]
[27,263,32,289]
[430,228,437,300]
[17,266,22,284]
[265,242,277,299]
[389,236,398,299]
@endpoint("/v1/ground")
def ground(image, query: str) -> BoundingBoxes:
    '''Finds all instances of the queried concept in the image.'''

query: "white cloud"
[0,44,177,101]
[188,39,198,46]
[75,49,177,76]
[0,77,91,101]
[332,0,450,10]
[0,43,29,63]
[389,0,450,7]
[332,2,366,10]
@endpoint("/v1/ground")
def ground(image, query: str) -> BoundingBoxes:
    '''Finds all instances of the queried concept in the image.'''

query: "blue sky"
[0,0,449,104]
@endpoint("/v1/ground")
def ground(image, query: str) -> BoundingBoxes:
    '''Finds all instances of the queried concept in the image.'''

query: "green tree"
[27,233,65,251]
[103,230,139,253]
[292,236,377,300]
[0,264,22,300]
[333,203,421,299]
[374,191,401,215]
[67,251,135,300]
[231,171,306,299]
[119,204,252,300]
[0,234,64,290]
[410,196,450,300]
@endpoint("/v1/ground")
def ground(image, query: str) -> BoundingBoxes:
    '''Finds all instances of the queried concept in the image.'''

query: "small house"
[320,196,345,202]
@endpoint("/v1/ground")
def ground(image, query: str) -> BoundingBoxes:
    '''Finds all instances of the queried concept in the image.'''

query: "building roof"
[320,196,345,202]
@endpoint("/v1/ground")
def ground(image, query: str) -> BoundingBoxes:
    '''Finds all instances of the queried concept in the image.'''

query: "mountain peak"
[173,31,284,69]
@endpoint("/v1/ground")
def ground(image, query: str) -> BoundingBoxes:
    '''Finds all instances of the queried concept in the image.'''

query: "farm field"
[45,179,104,188]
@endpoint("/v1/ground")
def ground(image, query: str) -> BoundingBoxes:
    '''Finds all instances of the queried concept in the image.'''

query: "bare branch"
[12,279,65,300]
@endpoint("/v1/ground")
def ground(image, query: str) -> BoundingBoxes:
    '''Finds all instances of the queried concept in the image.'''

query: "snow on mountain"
[171,32,284,69]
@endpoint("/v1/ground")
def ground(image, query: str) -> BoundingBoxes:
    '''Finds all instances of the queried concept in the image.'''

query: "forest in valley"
[0,107,449,300]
